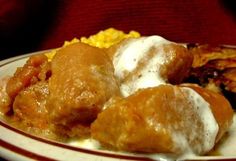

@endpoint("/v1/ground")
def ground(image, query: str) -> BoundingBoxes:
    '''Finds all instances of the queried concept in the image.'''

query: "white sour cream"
[113,36,172,97]
[180,87,219,154]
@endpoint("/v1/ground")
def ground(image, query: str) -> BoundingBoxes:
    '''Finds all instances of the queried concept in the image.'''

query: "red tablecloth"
[0,0,236,59]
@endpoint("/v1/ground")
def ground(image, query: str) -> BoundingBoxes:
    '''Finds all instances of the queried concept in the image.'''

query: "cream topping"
[179,87,219,154]
[113,36,172,97]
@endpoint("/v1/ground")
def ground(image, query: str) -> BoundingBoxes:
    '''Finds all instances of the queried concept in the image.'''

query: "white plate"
[0,51,236,161]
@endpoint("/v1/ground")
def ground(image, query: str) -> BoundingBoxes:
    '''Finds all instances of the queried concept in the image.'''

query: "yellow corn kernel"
[45,28,141,60]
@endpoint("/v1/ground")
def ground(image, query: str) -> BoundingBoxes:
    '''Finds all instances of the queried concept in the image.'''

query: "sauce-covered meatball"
[91,84,233,155]
[47,42,120,137]
[106,36,193,96]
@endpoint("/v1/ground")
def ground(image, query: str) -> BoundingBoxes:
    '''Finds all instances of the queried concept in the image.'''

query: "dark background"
[0,0,235,60]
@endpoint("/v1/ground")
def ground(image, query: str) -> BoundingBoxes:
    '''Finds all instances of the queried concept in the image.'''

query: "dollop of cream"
[179,87,219,154]
[113,36,172,97]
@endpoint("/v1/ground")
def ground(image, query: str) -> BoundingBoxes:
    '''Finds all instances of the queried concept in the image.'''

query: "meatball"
[47,42,120,137]
[106,36,193,96]
[13,81,49,129]
[6,54,49,100]
[91,84,233,155]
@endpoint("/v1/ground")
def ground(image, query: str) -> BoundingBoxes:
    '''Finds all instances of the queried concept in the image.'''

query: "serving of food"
[0,28,235,161]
